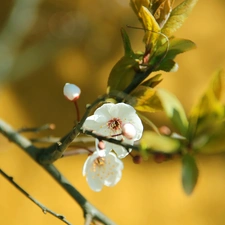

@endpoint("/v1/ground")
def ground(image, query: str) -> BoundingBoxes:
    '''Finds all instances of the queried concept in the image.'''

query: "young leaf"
[190,70,224,119]
[157,88,189,136]
[188,70,224,141]
[141,74,163,88]
[153,0,174,28]
[195,121,225,154]
[156,59,179,72]
[182,154,198,195]
[140,6,161,48]
[129,85,163,112]
[164,38,196,60]
[121,28,134,57]
[140,131,180,153]
[130,0,152,27]
[151,37,196,68]
[162,0,198,37]
[107,56,138,92]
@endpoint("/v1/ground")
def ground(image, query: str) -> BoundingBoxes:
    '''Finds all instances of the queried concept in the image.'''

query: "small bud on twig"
[63,83,81,101]
[132,155,143,164]
[98,140,105,150]
[122,123,136,140]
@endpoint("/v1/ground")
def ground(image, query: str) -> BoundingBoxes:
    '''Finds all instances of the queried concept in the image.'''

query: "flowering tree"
[1,0,225,224]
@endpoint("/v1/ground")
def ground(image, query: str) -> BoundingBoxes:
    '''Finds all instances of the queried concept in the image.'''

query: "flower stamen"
[107,118,122,132]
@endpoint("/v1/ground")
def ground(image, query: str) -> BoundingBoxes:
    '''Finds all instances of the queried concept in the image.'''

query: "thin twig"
[38,94,108,164]
[0,119,116,225]
[30,136,94,144]
[0,169,73,225]
[74,101,80,122]
[122,26,170,95]
[18,123,55,133]
[38,91,133,164]
[85,214,93,225]
[81,129,140,151]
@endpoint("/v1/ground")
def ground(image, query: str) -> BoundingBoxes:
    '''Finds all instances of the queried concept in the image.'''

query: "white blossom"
[83,103,143,158]
[63,83,81,101]
[83,150,123,192]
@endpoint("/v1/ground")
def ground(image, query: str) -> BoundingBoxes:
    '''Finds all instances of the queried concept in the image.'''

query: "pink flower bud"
[133,155,143,164]
[98,141,105,150]
[63,83,81,101]
[122,123,136,140]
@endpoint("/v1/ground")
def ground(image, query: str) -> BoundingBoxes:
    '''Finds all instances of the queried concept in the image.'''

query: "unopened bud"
[122,123,136,140]
[133,155,143,164]
[98,140,105,150]
[159,126,171,135]
[63,83,81,101]
[153,153,167,163]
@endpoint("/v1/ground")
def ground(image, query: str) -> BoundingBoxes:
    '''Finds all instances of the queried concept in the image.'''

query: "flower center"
[107,118,122,132]
[92,157,105,172]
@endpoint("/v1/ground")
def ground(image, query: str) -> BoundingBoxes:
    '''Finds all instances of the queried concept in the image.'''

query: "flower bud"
[153,153,167,163]
[63,83,81,101]
[122,123,136,140]
[159,126,171,135]
[98,140,105,150]
[133,155,143,164]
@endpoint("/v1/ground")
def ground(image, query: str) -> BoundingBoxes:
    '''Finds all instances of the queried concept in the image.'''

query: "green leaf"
[107,56,138,92]
[152,0,175,28]
[190,70,224,119]
[121,28,134,57]
[162,0,198,37]
[165,38,196,60]
[129,85,163,112]
[195,121,225,154]
[156,59,179,72]
[157,88,189,136]
[151,37,196,69]
[140,6,161,48]
[140,131,180,153]
[130,0,152,27]
[182,154,198,195]
[141,74,163,88]
[188,70,225,141]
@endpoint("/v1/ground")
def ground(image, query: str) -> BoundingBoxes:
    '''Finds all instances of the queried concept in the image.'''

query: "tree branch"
[81,128,140,151]
[0,119,116,225]
[0,169,73,225]
[38,91,134,164]
[38,94,108,164]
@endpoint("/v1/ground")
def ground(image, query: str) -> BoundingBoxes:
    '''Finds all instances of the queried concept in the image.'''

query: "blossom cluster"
[82,103,143,191]
[63,83,143,191]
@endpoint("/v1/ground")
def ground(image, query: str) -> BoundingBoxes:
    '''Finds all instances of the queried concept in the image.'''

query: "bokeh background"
[1,0,225,224]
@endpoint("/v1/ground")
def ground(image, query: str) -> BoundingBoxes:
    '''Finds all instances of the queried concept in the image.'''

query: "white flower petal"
[116,103,136,119]
[86,173,103,192]
[102,138,133,158]
[94,104,112,119]
[104,170,122,187]
[84,102,143,159]
[83,151,123,191]
[82,116,99,129]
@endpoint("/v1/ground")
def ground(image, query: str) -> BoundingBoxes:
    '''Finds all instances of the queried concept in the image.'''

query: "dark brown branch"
[0,169,73,225]
[0,119,116,225]
[38,94,108,164]
[81,128,140,151]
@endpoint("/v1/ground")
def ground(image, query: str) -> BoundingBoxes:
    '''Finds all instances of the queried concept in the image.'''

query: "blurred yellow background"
[1,0,225,224]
